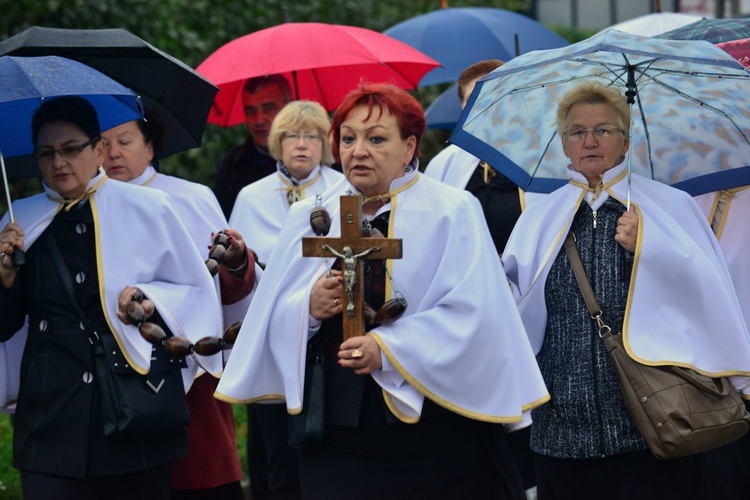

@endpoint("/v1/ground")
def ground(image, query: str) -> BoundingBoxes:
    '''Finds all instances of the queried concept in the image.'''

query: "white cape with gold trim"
[1,173,223,408]
[229,164,344,263]
[502,165,750,395]
[133,166,258,329]
[694,187,750,330]
[217,173,549,423]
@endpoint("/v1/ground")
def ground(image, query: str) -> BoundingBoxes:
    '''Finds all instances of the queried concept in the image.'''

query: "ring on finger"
[334,298,339,306]
[351,348,363,359]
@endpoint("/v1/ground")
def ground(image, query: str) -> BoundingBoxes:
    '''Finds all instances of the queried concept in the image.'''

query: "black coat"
[0,202,186,478]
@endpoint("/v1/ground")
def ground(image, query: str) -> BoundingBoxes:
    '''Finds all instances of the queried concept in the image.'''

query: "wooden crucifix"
[302,195,402,340]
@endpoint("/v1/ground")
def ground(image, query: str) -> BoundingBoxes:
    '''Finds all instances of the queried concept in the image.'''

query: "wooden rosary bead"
[310,207,331,236]
[223,320,243,344]
[139,322,166,345]
[208,244,226,263]
[131,289,144,303]
[205,258,219,277]
[165,336,195,356]
[377,298,407,325]
[364,303,379,328]
[213,231,229,248]
[124,301,146,326]
[193,336,229,356]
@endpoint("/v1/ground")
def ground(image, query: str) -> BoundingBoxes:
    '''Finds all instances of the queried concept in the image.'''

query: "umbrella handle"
[0,149,26,267]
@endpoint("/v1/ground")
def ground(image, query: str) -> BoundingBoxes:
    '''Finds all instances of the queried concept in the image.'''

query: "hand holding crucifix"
[302,195,403,340]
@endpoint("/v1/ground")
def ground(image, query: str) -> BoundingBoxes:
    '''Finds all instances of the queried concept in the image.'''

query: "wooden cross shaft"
[302,195,402,340]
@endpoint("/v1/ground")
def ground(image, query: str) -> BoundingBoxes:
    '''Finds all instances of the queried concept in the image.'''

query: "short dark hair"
[135,108,167,156]
[243,75,293,103]
[457,59,505,103]
[31,96,100,146]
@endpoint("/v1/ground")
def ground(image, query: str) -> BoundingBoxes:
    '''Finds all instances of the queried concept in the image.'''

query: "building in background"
[535,0,750,30]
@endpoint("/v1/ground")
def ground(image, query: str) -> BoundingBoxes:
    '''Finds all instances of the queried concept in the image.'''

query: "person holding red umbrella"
[213,75,293,218]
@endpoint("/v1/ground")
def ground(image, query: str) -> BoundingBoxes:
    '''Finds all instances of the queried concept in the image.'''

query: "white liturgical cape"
[694,187,750,330]
[425,143,547,209]
[0,172,223,409]
[229,163,344,263]
[503,164,750,396]
[131,166,258,328]
[217,172,549,423]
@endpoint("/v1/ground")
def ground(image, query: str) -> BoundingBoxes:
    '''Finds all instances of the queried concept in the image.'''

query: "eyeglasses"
[281,132,322,144]
[34,136,100,162]
[564,126,623,142]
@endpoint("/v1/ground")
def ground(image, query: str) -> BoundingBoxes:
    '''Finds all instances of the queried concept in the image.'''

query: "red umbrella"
[196,22,440,126]
[718,37,750,69]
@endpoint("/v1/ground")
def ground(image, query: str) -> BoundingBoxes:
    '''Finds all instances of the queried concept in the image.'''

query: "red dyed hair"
[329,83,426,163]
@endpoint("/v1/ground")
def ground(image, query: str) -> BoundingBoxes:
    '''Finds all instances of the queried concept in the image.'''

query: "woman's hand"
[0,222,25,289]
[218,228,247,269]
[116,285,155,323]
[309,270,343,320]
[338,335,382,375]
[615,206,638,253]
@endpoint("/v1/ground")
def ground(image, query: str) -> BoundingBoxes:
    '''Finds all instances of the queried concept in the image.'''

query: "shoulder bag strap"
[43,229,100,344]
[563,232,607,328]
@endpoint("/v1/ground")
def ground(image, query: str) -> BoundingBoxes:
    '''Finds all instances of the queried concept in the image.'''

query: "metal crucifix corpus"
[302,195,402,340]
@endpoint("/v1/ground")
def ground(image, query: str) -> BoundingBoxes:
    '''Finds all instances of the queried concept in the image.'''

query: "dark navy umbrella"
[425,82,461,130]
[0,55,142,220]
[384,7,569,87]
[0,26,218,159]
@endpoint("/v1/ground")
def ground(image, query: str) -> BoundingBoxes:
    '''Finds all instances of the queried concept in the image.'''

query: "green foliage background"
[0,0,596,495]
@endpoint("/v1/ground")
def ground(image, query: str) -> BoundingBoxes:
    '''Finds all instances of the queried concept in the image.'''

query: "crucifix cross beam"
[302,195,402,340]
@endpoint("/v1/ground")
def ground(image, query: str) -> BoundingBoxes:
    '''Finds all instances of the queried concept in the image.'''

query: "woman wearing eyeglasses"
[0,96,223,499]
[502,82,750,499]
[101,111,251,500]
[227,100,343,499]
[229,100,343,265]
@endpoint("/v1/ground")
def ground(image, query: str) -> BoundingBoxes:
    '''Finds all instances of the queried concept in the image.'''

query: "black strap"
[44,229,100,344]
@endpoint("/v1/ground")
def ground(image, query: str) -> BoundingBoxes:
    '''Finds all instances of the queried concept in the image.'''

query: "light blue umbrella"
[451,29,750,197]
[0,55,142,222]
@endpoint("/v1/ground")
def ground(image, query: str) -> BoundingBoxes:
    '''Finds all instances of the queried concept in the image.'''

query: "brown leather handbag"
[564,233,750,460]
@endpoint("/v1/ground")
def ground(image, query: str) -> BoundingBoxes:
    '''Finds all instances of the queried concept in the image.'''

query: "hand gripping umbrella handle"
[0,148,26,267]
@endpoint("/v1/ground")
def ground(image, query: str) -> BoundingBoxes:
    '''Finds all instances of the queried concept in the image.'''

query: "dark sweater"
[531,196,646,459]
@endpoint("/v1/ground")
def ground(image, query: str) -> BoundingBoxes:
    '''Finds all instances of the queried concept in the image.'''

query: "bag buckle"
[591,311,612,337]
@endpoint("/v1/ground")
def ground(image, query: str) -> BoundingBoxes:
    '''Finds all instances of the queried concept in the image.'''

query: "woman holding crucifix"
[217,83,548,499]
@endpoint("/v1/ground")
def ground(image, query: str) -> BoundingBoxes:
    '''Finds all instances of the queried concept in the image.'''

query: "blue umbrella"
[451,29,750,197]
[384,7,569,87]
[425,82,461,130]
[0,55,143,221]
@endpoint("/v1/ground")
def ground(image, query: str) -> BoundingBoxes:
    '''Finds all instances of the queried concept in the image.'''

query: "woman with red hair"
[217,83,548,499]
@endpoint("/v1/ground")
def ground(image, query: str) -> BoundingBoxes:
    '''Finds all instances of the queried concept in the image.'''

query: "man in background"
[213,74,293,218]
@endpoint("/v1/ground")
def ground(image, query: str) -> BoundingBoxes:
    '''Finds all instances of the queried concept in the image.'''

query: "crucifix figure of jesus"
[302,195,402,340]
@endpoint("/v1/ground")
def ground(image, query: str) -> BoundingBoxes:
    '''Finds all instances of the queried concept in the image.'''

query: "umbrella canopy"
[0,26,218,159]
[0,55,143,220]
[600,12,703,37]
[718,37,750,68]
[425,82,461,130]
[0,55,142,160]
[450,29,750,197]
[196,22,440,126]
[383,7,569,87]
[657,18,750,43]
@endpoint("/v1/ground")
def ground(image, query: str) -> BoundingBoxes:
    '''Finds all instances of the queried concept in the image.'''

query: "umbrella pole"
[625,65,637,209]
[0,149,15,223]
[0,149,25,267]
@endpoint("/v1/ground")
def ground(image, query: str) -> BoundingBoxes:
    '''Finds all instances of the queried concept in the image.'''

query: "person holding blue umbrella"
[0,95,223,498]
[502,81,750,499]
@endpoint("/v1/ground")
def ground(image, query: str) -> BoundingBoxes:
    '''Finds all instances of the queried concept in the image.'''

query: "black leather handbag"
[46,230,189,436]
